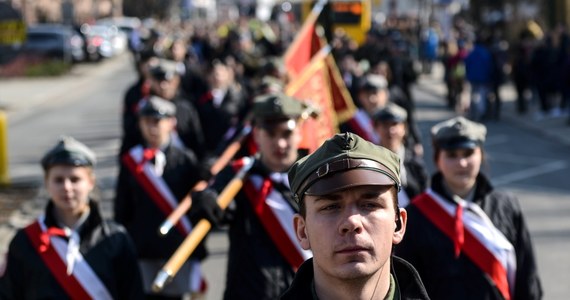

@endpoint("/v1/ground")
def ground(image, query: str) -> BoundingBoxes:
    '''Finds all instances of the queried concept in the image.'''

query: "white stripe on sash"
[38,217,113,300]
[426,188,517,293]
[250,175,312,261]
[129,146,192,235]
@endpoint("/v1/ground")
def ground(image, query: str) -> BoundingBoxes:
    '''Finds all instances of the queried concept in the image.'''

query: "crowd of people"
[441,19,570,125]
[0,11,546,300]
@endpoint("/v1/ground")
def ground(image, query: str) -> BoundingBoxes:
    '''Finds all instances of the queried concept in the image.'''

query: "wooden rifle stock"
[159,125,252,236]
[152,157,254,292]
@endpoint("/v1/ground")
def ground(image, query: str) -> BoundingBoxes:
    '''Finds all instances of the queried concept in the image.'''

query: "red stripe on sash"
[243,178,305,271]
[347,117,372,142]
[122,152,188,236]
[413,193,511,300]
[24,222,93,300]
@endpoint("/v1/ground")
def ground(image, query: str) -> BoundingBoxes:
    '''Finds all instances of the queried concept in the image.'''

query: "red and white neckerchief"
[347,109,380,144]
[122,145,191,236]
[413,188,517,300]
[24,217,113,300]
[243,173,313,271]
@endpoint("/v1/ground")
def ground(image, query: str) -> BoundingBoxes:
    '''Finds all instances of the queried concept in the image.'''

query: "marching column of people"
[0,15,548,300]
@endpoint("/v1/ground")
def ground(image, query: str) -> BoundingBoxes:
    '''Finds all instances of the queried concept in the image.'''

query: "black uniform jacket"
[280,256,430,300]
[195,85,249,156]
[396,172,543,300]
[0,201,144,299]
[401,147,429,202]
[210,157,299,300]
[114,143,207,260]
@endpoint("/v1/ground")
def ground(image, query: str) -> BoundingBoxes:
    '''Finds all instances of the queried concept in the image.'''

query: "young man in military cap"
[114,96,210,299]
[396,116,543,300]
[340,74,390,144]
[190,92,313,299]
[0,137,144,299]
[282,132,429,299]
[373,103,428,207]
[341,73,425,157]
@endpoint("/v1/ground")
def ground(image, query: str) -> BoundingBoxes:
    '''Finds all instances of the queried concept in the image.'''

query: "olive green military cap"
[373,102,408,123]
[252,93,308,130]
[138,95,176,118]
[360,74,388,92]
[288,132,401,202]
[41,136,96,170]
[258,76,284,94]
[431,116,487,150]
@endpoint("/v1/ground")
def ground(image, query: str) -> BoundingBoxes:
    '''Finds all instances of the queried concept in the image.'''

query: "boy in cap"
[282,132,429,299]
[190,92,313,299]
[114,96,210,299]
[373,103,428,207]
[340,74,390,144]
[0,137,144,299]
[120,58,208,160]
[396,116,543,300]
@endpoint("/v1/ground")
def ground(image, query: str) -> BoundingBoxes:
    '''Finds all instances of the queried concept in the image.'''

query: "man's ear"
[294,214,311,250]
[393,208,407,244]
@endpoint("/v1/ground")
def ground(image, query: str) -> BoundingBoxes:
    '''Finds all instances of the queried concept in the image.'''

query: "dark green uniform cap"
[373,102,408,123]
[288,132,401,202]
[252,92,307,130]
[431,116,487,150]
[360,74,388,92]
[138,95,176,118]
[149,59,180,81]
[41,136,96,170]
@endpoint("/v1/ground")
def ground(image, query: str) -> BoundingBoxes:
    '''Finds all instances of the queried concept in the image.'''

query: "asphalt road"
[1,56,569,299]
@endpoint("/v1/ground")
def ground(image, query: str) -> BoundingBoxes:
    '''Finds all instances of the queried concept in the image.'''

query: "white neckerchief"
[56,207,90,275]
[153,148,166,176]
[269,172,290,187]
[211,88,227,108]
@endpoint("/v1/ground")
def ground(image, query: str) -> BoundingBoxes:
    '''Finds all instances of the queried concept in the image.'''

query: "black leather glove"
[190,189,223,227]
[197,156,216,182]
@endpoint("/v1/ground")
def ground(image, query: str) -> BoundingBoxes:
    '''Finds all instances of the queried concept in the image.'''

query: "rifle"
[152,156,255,292]
[158,124,252,236]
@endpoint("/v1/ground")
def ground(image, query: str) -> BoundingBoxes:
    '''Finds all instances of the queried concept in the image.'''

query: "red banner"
[286,53,338,152]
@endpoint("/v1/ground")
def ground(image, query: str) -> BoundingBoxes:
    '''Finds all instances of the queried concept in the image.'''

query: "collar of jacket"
[430,172,494,205]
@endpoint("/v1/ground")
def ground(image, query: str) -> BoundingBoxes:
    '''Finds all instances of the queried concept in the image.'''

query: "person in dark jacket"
[120,49,158,156]
[114,97,210,299]
[120,59,208,161]
[191,93,313,300]
[373,103,428,207]
[396,116,543,300]
[283,132,430,300]
[194,58,250,158]
[0,136,144,299]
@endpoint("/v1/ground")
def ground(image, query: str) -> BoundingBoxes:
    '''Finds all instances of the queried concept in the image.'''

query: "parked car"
[79,23,116,61]
[96,17,140,52]
[23,24,85,63]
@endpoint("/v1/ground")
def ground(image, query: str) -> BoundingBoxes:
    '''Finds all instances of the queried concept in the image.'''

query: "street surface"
[1,54,569,299]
